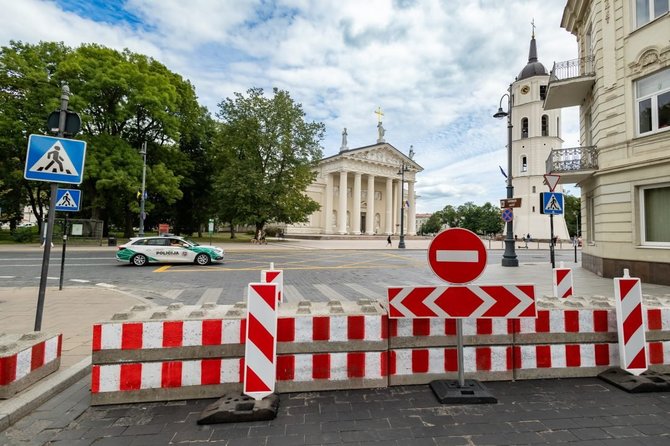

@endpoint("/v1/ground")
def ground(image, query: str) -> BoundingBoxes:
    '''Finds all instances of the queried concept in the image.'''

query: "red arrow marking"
[400,287,439,317]
[480,286,520,317]
[433,287,484,317]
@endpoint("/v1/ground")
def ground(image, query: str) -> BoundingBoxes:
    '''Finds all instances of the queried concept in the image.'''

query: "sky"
[0,0,582,213]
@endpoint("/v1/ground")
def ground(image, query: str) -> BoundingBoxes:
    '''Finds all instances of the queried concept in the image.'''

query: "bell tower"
[510,31,570,242]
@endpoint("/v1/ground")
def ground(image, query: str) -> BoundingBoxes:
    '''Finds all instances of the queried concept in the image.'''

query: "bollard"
[613,269,647,375]
[553,261,574,298]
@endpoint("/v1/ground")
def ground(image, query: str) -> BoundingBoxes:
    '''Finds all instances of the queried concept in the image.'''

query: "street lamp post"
[139,141,147,237]
[397,162,410,249]
[493,85,519,267]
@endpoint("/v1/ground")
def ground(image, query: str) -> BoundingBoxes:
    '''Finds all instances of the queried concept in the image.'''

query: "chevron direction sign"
[388,285,537,319]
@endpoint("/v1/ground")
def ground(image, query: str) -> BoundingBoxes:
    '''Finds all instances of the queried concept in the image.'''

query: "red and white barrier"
[261,265,283,303]
[553,263,574,298]
[614,269,648,375]
[0,334,62,398]
[244,283,278,400]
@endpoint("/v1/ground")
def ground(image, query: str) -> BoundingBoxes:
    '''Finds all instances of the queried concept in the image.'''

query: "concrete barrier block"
[0,332,62,399]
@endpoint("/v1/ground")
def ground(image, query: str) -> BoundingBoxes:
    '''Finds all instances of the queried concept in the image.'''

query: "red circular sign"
[428,228,487,284]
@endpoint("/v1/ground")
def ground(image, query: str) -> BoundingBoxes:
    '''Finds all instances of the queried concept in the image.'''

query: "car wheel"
[132,254,147,266]
[195,253,211,266]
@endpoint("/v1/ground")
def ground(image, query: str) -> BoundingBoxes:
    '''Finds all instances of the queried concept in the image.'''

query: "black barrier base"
[197,393,279,424]
[430,379,497,404]
[598,368,670,393]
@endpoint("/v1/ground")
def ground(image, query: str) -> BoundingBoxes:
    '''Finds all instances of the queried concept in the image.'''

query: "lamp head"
[493,107,508,119]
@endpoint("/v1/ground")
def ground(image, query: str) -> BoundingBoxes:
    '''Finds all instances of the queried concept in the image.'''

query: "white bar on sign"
[436,250,478,263]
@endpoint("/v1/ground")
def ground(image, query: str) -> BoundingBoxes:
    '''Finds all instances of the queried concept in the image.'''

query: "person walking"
[386,235,392,247]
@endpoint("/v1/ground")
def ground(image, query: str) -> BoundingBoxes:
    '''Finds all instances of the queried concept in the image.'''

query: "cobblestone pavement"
[2,375,670,445]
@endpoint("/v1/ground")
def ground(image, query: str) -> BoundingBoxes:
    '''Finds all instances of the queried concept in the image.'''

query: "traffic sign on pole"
[54,188,81,212]
[544,174,561,192]
[501,208,513,222]
[24,135,87,185]
[428,228,487,284]
[388,284,536,318]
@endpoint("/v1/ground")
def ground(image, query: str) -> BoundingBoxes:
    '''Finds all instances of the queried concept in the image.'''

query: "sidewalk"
[2,239,670,436]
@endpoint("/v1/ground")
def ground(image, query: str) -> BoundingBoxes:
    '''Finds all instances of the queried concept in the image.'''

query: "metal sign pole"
[59,213,68,291]
[35,84,69,331]
[456,319,465,388]
[550,214,555,268]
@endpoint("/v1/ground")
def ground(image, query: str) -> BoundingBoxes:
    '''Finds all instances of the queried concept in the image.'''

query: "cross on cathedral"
[531,18,536,38]
[374,106,384,123]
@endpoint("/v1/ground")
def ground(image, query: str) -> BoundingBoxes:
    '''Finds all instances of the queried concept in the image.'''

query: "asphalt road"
[0,248,579,306]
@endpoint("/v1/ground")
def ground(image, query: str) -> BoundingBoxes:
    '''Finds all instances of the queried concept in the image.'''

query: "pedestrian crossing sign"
[540,192,564,215]
[24,134,87,184]
[55,188,81,212]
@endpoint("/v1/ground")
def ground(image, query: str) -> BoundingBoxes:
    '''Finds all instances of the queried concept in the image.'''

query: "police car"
[116,236,224,266]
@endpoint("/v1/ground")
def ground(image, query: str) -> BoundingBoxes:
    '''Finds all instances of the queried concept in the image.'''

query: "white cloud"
[0,0,580,213]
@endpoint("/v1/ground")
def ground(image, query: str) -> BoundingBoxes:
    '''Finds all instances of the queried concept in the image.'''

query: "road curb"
[0,358,91,430]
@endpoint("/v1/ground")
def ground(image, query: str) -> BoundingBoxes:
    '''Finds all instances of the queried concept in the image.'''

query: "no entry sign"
[428,228,487,284]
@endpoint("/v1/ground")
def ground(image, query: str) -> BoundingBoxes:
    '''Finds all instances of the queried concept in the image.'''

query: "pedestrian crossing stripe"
[28,140,79,176]
[56,191,77,208]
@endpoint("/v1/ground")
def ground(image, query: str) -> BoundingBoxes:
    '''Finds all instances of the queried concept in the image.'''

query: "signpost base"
[197,393,279,424]
[598,368,670,393]
[429,379,497,404]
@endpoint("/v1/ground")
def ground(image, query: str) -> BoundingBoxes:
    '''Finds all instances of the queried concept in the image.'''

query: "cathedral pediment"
[323,143,423,172]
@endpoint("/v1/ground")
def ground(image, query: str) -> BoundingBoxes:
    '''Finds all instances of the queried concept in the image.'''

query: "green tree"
[479,202,504,235]
[563,191,581,237]
[0,41,70,230]
[212,88,324,236]
[420,212,443,234]
[441,205,459,228]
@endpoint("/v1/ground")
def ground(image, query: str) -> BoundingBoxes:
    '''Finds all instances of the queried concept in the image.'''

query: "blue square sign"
[55,188,81,212]
[541,192,564,215]
[24,135,86,184]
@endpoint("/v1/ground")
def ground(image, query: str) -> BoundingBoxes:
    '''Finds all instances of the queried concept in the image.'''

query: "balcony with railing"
[546,145,598,184]
[543,55,595,110]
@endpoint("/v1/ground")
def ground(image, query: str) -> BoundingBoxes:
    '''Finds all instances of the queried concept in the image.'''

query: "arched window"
[521,155,528,172]
[521,118,529,138]
[542,115,549,136]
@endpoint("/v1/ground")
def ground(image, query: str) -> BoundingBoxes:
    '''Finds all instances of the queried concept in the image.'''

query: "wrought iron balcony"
[544,55,596,110]
[546,145,598,183]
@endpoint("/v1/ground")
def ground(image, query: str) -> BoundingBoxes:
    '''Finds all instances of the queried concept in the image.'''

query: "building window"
[541,115,549,136]
[521,156,528,172]
[635,0,669,28]
[521,118,529,138]
[532,186,536,193]
[540,85,547,100]
[640,184,670,246]
[636,68,670,135]
[586,194,595,243]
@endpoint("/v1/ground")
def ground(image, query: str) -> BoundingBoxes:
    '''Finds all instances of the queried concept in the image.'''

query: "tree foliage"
[563,191,581,237]
[423,201,504,235]
[212,87,324,235]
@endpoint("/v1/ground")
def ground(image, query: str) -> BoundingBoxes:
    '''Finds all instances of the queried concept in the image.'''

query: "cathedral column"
[393,180,400,234]
[366,174,375,235]
[352,173,362,234]
[337,170,348,234]
[408,181,417,235]
[324,173,333,234]
[385,177,393,235]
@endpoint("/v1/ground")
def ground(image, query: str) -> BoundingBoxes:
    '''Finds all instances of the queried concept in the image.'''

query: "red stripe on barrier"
[623,305,643,344]
[201,359,221,385]
[245,366,271,392]
[619,279,638,300]
[508,319,520,334]
[31,341,45,370]
[476,347,491,371]
[566,345,581,367]
[564,311,579,333]
[389,351,397,375]
[348,352,366,378]
[0,355,17,385]
[389,319,397,338]
[536,311,550,333]
[412,349,429,373]
[276,355,294,381]
[122,323,143,350]
[445,319,456,335]
[202,320,222,345]
[649,342,664,364]
[161,361,182,388]
[593,311,609,332]
[445,348,458,372]
[120,363,142,391]
[595,344,610,365]
[57,334,62,356]
[381,351,388,377]
[163,321,183,348]
[277,318,295,342]
[313,317,330,341]
[628,349,647,369]
[92,325,101,351]
[240,318,247,344]
[348,316,365,340]
[413,319,430,336]
[647,309,662,331]
[536,345,551,368]
[381,315,389,339]
[247,314,275,362]
[91,365,100,393]
[239,358,245,383]
[477,319,492,335]
[313,354,330,379]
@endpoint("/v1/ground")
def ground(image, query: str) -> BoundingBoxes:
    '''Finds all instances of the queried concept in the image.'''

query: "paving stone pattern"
[2,376,670,445]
